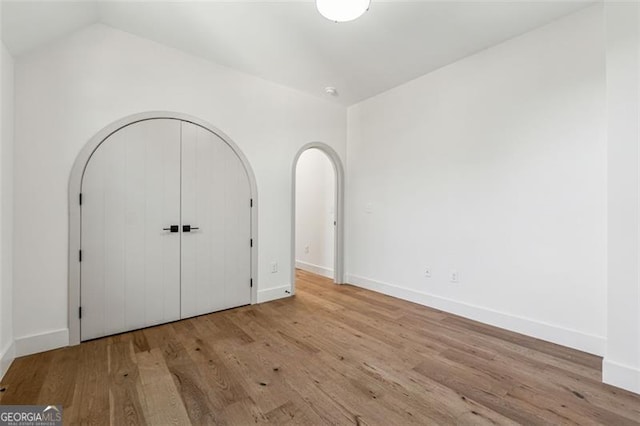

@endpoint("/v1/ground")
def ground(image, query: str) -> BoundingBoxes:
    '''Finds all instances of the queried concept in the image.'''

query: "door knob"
[163,225,179,233]
[183,225,200,232]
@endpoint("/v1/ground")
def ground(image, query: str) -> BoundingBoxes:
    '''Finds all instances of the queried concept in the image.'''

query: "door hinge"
[250,238,253,247]
[79,250,82,262]
[250,198,253,207]
[78,306,82,319]
[250,278,253,288]
[79,193,83,205]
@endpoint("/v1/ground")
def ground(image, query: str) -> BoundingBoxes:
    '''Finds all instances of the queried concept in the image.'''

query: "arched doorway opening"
[291,143,345,293]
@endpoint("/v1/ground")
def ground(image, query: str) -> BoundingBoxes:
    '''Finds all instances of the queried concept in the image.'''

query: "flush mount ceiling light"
[316,0,371,23]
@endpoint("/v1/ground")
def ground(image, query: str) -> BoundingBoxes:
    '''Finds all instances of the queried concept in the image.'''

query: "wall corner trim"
[14,329,69,358]
[257,285,292,303]
[0,340,16,380]
[295,261,334,279]
[603,358,640,394]
[347,274,606,357]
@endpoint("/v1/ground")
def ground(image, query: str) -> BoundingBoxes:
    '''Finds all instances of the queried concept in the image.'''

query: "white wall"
[603,1,640,394]
[12,24,346,354]
[346,5,607,355]
[295,148,335,278]
[0,37,15,376]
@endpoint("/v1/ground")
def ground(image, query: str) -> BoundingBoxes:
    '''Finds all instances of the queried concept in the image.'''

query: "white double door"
[80,119,251,341]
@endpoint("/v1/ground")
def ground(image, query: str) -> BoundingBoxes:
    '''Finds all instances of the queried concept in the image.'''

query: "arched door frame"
[68,111,259,346]
[291,142,345,292]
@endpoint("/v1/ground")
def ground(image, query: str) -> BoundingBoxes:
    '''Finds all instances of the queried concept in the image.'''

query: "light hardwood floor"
[1,269,639,425]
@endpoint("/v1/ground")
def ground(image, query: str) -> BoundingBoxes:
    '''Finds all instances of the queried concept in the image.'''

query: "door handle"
[183,225,200,232]
[163,225,180,233]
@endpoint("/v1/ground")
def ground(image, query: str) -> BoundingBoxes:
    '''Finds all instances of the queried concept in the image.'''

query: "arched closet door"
[80,119,251,341]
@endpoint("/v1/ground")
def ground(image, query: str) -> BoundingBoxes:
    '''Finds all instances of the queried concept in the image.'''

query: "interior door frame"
[291,142,345,291]
[68,112,259,346]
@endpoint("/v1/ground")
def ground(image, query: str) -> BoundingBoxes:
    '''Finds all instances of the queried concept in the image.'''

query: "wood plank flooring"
[1,269,639,425]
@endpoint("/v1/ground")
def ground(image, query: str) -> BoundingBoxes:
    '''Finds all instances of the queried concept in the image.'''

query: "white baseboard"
[14,328,69,357]
[347,274,606,356]
[295,260,334,279]
[257,285,292,303]
[603,358,640,394]
[0,340,15,380]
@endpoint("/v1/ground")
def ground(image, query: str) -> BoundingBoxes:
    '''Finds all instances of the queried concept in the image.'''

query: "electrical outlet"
[425,268,432,278]
[304,245,310,254]
[271,262,278,273]
[450,271,459,283]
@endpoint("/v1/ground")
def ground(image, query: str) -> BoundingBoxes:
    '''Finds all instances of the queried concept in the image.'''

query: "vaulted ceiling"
[1,1,594,105]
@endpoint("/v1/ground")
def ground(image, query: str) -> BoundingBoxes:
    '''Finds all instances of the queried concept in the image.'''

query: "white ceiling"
[1,1,594,105]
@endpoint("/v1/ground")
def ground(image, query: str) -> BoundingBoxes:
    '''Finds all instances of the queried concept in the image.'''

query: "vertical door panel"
[181,122,251,318]
[81,119,181,341]
[224,146,253,308]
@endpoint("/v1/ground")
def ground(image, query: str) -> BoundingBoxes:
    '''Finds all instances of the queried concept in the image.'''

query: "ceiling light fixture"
[316,0,370,23]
